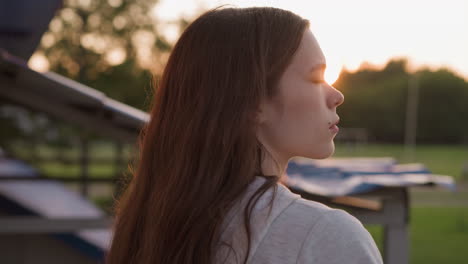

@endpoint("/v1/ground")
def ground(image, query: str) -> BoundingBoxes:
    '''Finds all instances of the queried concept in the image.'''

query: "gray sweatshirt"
[215,176,384,264]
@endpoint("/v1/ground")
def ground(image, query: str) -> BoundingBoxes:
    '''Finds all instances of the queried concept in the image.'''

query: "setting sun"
[325,64,342,85]
[151,0,468,81]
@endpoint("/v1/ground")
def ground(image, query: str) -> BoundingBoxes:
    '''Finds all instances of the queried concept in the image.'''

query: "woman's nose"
[327,85,344,108]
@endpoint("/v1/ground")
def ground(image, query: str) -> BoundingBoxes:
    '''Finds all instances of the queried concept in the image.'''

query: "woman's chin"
[308,143,335,159]
[291,141,335,160]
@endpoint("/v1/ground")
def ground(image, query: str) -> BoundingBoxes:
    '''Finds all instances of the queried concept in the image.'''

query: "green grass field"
[365,207,468,264]
[16,142,468,263]
[14,141,136,178]
[333,143,468,180]
[28,142,468,181]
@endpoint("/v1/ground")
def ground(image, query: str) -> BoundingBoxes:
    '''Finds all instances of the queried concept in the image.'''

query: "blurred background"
[0,0,467,263]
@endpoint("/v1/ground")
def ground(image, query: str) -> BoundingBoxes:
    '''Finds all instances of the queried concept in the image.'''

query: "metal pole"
[113,141,124,200]
[404,73,419,162]
[80,135,89,197]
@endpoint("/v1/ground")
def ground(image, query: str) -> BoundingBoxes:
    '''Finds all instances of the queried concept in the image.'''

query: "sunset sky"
[153,0,468,83]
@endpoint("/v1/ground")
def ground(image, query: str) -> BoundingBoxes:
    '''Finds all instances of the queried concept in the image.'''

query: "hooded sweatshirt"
[215,176,384,264]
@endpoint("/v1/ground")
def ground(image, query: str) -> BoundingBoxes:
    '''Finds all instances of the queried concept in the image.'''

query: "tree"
[37,0,173,110]
[416,68,468,143]
[334,59,468,144]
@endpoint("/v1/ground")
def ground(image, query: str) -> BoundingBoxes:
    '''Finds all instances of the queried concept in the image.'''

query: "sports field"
[27,142,468,263]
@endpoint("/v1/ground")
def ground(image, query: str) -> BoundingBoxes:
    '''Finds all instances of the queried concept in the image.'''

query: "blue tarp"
[285,157,456,197]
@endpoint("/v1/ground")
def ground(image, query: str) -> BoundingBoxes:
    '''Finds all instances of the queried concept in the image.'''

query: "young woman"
[106,6,383,264]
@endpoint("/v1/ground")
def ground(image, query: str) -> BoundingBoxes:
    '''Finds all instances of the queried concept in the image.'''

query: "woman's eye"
[312,79,325,84]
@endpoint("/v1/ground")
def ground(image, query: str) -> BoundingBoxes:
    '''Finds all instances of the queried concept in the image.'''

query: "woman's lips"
[329,117,340,133]
[329,124,339,134]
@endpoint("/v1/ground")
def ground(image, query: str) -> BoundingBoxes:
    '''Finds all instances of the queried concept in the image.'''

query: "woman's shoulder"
[217,178,383,263]
[271,187,383,263]
[273,186,363,239]
[286,196,361,228]
[285,197,371,243]
[276,182,367,229]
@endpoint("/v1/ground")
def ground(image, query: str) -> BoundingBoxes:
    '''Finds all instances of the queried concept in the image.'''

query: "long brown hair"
[106,6,309,264]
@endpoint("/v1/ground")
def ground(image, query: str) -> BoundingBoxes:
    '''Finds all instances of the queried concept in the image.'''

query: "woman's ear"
[257,96,280,125]
[256,100,270,124]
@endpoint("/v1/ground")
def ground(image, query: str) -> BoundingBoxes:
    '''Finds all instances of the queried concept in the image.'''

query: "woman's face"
[257,29,344,166]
